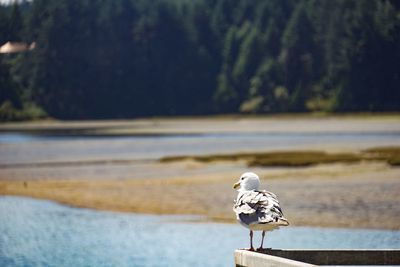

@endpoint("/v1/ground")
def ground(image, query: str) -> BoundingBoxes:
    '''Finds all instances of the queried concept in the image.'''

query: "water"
[1,196,399,267]
[1,131,400,145]
[1,131,400,165]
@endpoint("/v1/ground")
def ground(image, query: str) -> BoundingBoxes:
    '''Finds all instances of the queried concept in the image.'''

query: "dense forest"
[0,0,399,120]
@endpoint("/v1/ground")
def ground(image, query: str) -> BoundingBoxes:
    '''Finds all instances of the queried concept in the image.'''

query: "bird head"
[233,172,260,191]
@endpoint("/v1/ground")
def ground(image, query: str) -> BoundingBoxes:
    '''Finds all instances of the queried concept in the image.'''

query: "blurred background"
[1,0,399,120]
[1,0,400,266]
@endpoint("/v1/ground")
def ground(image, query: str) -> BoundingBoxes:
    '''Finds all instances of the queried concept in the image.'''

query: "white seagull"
[233,172,289,251]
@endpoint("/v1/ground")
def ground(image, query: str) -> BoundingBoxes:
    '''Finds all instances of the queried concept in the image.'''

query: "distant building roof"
[0,42,35,53]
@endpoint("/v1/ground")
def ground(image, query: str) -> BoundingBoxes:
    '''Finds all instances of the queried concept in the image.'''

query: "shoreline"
[1,161,399,231]
[1,113,400,133]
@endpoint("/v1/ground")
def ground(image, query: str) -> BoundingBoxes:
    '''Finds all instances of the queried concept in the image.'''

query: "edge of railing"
[235,250,316,267]
[234,249,400,267]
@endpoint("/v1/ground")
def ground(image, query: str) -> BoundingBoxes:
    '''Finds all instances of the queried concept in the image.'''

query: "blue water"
[1,197,399,267]
[1,131,400,144]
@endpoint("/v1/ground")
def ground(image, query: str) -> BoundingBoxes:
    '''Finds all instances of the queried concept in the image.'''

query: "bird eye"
[241,177,245,180]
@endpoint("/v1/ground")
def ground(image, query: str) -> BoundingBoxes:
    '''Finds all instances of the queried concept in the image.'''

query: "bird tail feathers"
[278,217,290,226]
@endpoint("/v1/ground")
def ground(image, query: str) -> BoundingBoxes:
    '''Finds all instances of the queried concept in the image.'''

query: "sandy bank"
[1,161,399,230]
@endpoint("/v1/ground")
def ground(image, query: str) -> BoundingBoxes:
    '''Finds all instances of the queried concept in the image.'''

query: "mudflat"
[1,116,400,230]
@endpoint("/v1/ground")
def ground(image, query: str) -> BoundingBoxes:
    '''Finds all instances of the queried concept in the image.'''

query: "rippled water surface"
[1,196,399,267]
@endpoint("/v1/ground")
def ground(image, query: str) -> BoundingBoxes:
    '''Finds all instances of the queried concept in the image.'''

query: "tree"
[8,3,23,41]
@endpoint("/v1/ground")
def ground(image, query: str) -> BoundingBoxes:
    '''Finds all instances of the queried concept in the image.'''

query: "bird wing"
[233,190,288,226]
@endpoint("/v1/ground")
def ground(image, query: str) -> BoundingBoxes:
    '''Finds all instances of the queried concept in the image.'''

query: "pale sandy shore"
[1,116,400,230]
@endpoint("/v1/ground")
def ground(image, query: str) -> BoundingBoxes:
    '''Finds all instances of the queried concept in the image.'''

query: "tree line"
[0,0,399,120]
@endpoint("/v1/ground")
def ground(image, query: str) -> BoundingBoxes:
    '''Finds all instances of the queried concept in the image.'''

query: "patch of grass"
[160,151,362,167]
[160,147,400,167]
[247,151,361,167]
[364,146,400,155]
[160,152,257,163]
[363,146,400,166]
[388,158,400,166]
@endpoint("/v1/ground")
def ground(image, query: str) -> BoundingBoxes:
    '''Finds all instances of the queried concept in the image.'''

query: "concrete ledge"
[234,249,400,266]
[262,249,400,265]
[235,250,316,267]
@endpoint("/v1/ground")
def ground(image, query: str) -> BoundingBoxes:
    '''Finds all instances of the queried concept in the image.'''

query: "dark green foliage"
[8,4,23,41]
[0,57,20,107]
[0,0,399,120]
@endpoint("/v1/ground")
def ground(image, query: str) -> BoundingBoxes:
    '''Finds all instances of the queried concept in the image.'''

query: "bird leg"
[257,231,266,251]
[249,230,254,251]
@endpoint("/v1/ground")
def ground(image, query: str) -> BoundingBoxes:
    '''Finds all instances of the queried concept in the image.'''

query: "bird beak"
[233,181,240,190]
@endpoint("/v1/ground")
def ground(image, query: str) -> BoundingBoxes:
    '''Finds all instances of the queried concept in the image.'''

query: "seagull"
[233,172,289,251]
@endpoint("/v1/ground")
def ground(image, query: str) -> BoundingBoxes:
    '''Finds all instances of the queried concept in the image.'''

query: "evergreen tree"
[1,0,399,120]
[7,3,23,41]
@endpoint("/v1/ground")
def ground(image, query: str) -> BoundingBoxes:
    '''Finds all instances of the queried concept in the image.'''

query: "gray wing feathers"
[233,190,288,226]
